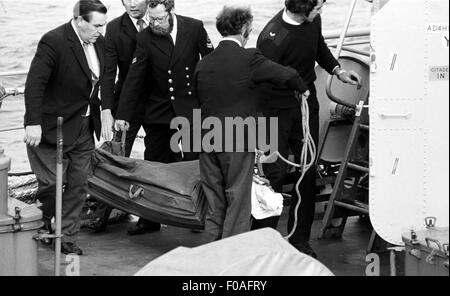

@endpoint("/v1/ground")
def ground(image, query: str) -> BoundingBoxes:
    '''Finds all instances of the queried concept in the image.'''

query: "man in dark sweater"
[252,0,361,258]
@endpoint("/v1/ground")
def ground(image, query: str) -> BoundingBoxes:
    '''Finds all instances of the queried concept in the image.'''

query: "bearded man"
[114,0,214,235]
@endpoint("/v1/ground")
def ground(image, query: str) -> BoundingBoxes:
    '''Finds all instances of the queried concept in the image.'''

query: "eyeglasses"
[149,13,169,24]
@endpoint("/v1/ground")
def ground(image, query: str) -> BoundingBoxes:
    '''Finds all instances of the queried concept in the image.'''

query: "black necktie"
[136,19,145,32]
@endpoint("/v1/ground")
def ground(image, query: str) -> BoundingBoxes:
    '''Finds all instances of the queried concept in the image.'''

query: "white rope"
[258,92,317,241]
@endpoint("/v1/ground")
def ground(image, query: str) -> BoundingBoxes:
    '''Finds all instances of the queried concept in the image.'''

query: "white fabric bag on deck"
[135,228,334,276]
[251,175,284,220]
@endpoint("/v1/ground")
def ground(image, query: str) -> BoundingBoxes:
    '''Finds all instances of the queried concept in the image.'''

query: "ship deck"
[37,209,401,276]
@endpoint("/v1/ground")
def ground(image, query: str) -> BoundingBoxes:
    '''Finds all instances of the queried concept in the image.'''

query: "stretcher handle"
[112,130,127,157]
[129,185,144,200]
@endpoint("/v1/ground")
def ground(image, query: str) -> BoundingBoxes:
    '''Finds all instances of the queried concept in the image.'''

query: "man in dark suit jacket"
[100,0,150,145]
[85,0,151,234]
[24,0,107,255]
[115,0,214,235]
[194,6,308,242]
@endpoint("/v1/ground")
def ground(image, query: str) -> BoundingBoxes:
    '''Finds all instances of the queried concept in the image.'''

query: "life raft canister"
[0,149,43,276]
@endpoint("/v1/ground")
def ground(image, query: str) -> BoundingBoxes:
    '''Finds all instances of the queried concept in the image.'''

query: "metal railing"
[0,5,372,131]
[0,86,25,133]
[0,71,26,121]
[1,87,24,97]
[0,70,28,77]
[323,27,370,40]
[325,0,370,109]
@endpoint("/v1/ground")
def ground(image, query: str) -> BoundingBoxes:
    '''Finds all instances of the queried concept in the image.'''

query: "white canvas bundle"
[251,175,283,220]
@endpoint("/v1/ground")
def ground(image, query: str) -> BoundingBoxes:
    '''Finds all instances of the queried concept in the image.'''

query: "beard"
[149,13,174,37]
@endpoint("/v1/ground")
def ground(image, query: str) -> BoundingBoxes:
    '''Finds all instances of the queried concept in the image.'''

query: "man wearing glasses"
[115,0,214,235]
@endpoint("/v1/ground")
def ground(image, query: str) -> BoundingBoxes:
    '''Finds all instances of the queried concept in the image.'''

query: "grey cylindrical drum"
[0,151,43,276]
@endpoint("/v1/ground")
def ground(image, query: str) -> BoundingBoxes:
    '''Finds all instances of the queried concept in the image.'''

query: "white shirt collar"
[171,13,178,45]
[282,9,302,26]
[71,19,86,45]
[221,37,242,47]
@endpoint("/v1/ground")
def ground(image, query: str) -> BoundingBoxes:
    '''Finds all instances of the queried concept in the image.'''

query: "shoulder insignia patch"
[261,22,289,47]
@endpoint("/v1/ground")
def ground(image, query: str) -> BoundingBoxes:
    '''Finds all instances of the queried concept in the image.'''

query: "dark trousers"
[254,89,320,243]
[200,152,255,242]
[144,124,199,162]
[27,117,94,243]
[144,124,180,163]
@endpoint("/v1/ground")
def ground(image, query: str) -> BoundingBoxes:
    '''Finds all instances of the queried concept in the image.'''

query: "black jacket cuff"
[286,76,308,93]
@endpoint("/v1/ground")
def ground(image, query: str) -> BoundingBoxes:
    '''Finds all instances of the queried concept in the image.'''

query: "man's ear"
[241,24,248,39]
[74,16,84,26]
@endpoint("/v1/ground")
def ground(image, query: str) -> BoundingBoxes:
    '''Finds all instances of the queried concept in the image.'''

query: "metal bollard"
[0,147,43,276]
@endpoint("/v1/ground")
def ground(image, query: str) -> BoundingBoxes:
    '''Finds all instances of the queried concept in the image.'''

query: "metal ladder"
[320,101,371,239]
[319,100,388,253]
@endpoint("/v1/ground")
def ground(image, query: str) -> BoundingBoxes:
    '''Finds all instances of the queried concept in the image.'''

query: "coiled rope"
[258,91,317,241]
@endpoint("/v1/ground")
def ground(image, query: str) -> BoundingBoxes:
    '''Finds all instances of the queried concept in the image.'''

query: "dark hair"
[148,0,175,12]
[216,6,253,37]
[73,0,107,22]
[285,0,326,17]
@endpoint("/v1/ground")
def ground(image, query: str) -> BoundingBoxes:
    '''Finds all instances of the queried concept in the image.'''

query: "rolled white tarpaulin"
[135,228,334,276]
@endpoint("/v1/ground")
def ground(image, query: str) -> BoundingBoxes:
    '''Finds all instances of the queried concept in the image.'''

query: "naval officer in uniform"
[115,0,214,235]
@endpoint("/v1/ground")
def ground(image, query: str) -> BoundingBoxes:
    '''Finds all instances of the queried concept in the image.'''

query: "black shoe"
[60,242,83,256]
[83,217,108,233]
[291,241,318,259]
[127,219,161,236]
